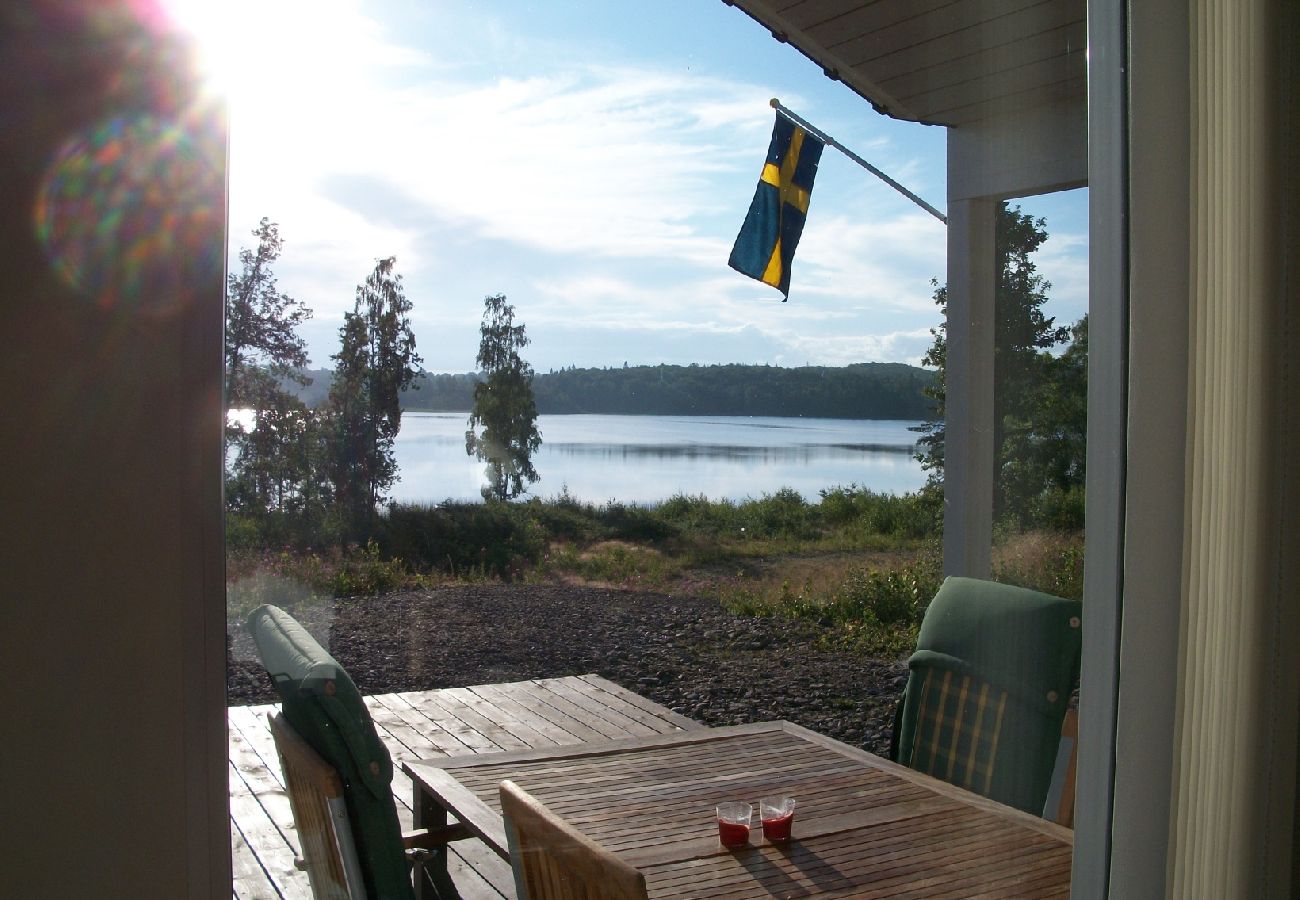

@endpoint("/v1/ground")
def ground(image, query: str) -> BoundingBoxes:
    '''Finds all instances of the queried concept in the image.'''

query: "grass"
[226,540,444,622]
[226,483,1084,659]
[714,544,942,657]
[993,529,1085,601]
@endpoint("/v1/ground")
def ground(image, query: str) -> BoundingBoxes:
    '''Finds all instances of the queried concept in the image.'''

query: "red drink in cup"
[760,796,796,843]
[718,819,751,847]
[715,802,752,848]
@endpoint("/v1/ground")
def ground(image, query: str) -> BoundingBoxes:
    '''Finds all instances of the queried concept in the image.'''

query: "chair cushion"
[247,604,413,900]
[913,577,1081,713]
[895,577,1082,816]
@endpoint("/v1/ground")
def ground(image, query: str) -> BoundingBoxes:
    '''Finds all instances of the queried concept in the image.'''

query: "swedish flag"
[728,114,825,299]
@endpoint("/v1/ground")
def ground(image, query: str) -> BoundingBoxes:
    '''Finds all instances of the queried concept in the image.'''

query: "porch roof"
[726,0,1087,127]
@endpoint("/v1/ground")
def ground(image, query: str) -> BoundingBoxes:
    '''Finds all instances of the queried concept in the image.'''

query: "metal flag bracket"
[770,98,947,225]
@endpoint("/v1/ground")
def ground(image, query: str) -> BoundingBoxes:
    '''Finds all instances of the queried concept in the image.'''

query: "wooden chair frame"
[499,779,648,900]
[268,713,470,899]
[1043,708,1080,827]
[269,712,366,899]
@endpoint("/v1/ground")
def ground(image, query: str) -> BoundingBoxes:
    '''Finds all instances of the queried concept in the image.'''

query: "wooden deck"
[227,674,701,899]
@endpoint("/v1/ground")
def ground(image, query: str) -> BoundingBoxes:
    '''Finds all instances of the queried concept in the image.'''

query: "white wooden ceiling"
[726,0,1087,126]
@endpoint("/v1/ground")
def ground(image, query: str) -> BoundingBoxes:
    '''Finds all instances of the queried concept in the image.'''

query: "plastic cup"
[715,802,752,848]
[760,796,796,843]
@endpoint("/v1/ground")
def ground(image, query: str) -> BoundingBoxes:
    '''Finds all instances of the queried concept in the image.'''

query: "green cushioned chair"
[890,577,1082,818]
[246,604,415,900]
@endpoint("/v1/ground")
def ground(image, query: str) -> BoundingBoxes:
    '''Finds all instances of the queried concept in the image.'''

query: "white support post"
[942,195,996,578]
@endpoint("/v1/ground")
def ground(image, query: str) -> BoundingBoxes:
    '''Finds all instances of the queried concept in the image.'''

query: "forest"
[287,361,938,420]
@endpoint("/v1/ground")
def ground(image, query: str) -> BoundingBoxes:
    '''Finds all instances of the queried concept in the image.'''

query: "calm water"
[392,413,926,506]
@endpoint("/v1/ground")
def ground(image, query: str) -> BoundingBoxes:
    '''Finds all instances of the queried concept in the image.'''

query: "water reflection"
[544,442,915,461]
[392,412,927,505]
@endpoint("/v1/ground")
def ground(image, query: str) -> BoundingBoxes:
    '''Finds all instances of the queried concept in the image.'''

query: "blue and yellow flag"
[728,114,824,299]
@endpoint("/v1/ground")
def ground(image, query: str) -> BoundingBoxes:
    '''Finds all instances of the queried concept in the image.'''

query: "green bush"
[1030,484,1086,531]
[225,514,264,552]
[817,485,870,525]
[719,545,942,656]
[740,487,816,539]
[524,493,604,543]
[655,493,742,534]
[223,507,345,552]
[815,483,942,540]
[897,482,944,539]
[995,539,1084,602]
[330,539,406,596]
[380,501,545,577]
[828,554,941,628]
[597,501,680,542]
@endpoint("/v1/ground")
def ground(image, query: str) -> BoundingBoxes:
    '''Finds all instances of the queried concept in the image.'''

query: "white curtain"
[1171,0,1299,895]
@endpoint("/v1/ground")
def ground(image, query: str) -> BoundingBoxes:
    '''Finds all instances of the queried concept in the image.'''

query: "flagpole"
[770,98,948,225]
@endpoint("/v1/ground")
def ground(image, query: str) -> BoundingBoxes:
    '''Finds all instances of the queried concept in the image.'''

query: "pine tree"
[328,257,422,537]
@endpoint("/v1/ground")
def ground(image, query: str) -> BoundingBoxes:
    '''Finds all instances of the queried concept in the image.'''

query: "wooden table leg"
[413,784,460,900]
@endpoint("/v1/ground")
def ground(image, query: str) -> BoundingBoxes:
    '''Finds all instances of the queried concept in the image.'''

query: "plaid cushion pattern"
[906,668,1008,796]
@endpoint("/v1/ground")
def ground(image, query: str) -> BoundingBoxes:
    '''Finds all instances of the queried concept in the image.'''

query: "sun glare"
[163,0,381,107]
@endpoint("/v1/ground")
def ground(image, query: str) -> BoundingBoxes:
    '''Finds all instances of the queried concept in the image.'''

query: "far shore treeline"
[284,362,938,421]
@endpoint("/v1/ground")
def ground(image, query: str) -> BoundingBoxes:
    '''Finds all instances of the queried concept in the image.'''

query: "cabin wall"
[0,6,229,896]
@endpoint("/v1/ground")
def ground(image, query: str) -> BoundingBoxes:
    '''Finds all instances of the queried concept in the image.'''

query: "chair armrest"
[403,824,474,866]
[402,824,474,860]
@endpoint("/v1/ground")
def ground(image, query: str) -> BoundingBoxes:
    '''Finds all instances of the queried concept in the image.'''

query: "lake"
[392,413,927,506]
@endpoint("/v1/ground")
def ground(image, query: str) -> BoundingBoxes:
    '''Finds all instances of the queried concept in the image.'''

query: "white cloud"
[229,61,781,321]
[784,327,936,367]
[528,271,936,367]
[794,211,945,312]
[1034,230,1089,324]
[372,70,774,262]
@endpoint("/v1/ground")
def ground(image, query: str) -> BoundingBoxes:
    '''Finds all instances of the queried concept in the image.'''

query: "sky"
[177,0,1087,374]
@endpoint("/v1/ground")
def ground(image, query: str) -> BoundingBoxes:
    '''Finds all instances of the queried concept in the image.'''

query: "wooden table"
[404,721,1073,898]
[230,675,703,899]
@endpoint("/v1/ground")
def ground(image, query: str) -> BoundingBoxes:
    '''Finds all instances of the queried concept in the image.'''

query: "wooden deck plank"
[229,760,311,898]
[370,692,483,757]
[389,690,508,754]
[228,712,301,853]
[513,678,650,741]
[398,687,532,753]
[440,685,565,748]
[231,675,697,899]
[230,819,279,900]
[444,838,516,898]
[530,677,659,737]
[577,674,702,731]
[228,705,286,788]
[365,695,454,761]
[470,679,614,744]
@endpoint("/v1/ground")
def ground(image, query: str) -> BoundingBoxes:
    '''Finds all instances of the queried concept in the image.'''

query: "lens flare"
[35,113,224,315]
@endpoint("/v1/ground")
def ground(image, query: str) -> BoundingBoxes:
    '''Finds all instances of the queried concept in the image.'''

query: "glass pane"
[208,1,1088,894]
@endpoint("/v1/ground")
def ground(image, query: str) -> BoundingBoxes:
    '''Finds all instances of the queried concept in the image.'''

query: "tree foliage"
[224,218,311,403]
[329,257,422,536]
[915,203,1086,527]
[999,314,1088,526]
[224,219,322,521]
[398,362,935,419]
[465,294,541,501]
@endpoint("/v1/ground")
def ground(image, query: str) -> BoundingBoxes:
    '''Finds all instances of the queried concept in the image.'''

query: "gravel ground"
[227,584,909,757]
